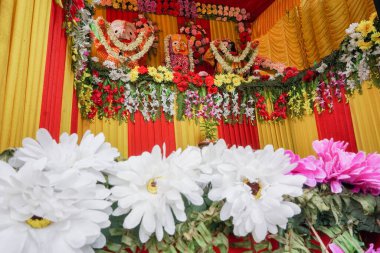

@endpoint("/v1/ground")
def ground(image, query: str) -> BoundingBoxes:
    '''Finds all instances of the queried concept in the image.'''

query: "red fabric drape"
[39,2,67,140]
[314,93,358,152]
[218,118,260,149]
[105,8,138,22]
[128,112,176,157]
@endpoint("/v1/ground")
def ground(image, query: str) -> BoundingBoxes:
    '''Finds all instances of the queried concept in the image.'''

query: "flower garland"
[164,35,195,72]
[196,2,250,22]
[65,2,380,123]
[93,17,156,63]
[237,22,252,50]
[210,40,258,74]
[255,92,288,121]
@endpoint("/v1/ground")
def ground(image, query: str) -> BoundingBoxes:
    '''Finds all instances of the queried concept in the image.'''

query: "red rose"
[141,18,147,24]
[138,66,148,74]
[205,76,214,87]
[192,75,203,87]
[207,85,218,94]
[173,72,182,83]
[88,106,97,119]
[195,33,202,40]
[177,81,189,92]
[302,70,316,83]
[193,51,201,59]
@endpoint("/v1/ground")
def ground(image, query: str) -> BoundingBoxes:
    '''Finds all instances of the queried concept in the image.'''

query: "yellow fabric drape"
[209,20,239,44]
[252,0,301,38]
[174,119,202,150]
[77,117,129,158]
[257,8,308,69]
[349,82,380,153]
[146,14,178,67]
[0,0,52,151]
[257,100,318,157]
[256,0,376,69]
[60,42,75,134]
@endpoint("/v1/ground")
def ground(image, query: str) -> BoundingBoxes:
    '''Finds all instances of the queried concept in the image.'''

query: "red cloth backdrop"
[39,2,67,140]
[127,112,176,157]
[314,93,358,152]
[218,118,260,149]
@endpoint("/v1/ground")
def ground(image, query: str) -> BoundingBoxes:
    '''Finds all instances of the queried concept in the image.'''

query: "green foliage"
[200,120,219,141]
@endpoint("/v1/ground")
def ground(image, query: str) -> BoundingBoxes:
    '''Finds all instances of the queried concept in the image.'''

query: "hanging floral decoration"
[64,1,380,124]
[179,22,209,64]
[236,22,252,50]
[209,39,259,74]
[133,14,160,56]
[1,129,379,252]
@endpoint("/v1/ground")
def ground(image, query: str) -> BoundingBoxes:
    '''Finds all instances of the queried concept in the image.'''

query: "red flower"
[138,66,148,74]
[91,89,103,106]
[173,72,182,83]
[192,75,203,87]
[193,51,201,59]
[88,106,97,119]
[195,33,202,40]
[173,66,182,72]
[177,81,189,92]
[141,18,147,24]
[302,70,316,83]
[207,85,218,94]
[205,76,214,87]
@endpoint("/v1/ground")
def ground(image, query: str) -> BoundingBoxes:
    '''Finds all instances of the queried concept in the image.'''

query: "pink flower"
[195,40,202,47]
[228,11,234,17]
[238,26,245,33]
[191,29,197,36]
[313,139,380,194]
[286,150,326,187]
[329,243,344,253]
[365,244,380,253]
[241,8,247,15]
[236,14,243,21]
[217,9,223,15]
[198,47,205,54]
[222,17,227,21]
[185,27,190,34]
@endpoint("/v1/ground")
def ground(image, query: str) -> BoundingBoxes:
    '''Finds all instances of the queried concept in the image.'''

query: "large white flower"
[0,159,112,253]
[109,145,204,243]
[9,128,119,182]
[208,145,306,242]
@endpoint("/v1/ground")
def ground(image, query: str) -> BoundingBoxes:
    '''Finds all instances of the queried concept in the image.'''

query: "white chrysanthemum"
[109,145,204,243]
[0,159,111,253]
[208,145,306,242]
[9,129,119,182]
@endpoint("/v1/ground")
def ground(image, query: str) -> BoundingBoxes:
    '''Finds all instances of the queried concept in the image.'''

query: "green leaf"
[352,195,377,215]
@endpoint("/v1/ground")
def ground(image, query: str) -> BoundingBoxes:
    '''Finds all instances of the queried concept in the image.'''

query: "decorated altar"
[0,0,380,252]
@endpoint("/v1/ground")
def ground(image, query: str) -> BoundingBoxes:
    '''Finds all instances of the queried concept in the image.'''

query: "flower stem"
[307,219,329,253]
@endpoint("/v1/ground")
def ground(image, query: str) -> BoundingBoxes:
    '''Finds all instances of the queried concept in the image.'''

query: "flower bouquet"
[180,22,210,65]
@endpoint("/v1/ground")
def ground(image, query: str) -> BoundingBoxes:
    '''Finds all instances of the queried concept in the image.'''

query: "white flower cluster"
[244,93,256,122]
[109,68,130,82]
[161,84,175,117]
[222,92,231,120]
[0,129,119,253]
[124,83,139,115]
[231,90,239,117]
[0,129,305,249]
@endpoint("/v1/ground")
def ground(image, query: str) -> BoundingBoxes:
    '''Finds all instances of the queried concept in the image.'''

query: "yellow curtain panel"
[0,0,51,151]
[349,82,380,153]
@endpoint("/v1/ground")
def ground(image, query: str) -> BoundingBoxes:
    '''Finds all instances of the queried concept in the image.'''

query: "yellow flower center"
[26,216,52,229]
[243,178,263,199]
[146,178,159,194]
